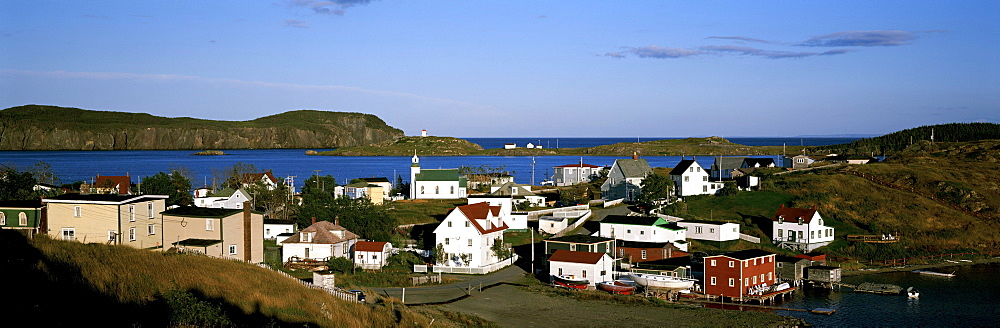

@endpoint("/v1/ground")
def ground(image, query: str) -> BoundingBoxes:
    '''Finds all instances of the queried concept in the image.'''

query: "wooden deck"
[834,282,903,295]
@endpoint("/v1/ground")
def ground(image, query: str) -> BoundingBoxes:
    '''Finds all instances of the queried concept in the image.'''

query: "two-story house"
[703,249,777,300]
[193,188,252,209]
[710,157,746,181]
[488,182,546,207]
[600,155,651,201]
[0,200,46,237]
[670,159,723,197]
[43,194,168,249]
[771,204,835,252]
[162,205,264,263]
[553,163,602,186]
[281,219,359,263]
[433,202,509,269]
[597,215,688,252]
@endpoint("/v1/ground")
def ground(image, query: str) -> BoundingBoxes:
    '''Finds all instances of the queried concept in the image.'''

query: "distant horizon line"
[432,135,879,139]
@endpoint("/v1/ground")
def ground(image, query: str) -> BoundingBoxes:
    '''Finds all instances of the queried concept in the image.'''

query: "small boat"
[552,275,589,288]
[907,287,919,298]
[912,270,955,277]
[628,273,695,289]
[774,282,792,292]
[811,308,836,315]
[596,281,636,294]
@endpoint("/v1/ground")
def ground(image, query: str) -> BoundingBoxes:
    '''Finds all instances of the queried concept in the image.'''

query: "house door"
[787,231,796,242]
[304,248,310,259]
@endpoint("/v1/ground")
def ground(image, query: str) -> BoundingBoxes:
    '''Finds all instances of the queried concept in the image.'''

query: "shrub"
[327,257,354,273]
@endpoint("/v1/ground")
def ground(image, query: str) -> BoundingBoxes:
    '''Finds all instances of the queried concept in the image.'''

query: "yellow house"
[43,194,168,249]
[161,206,264,263]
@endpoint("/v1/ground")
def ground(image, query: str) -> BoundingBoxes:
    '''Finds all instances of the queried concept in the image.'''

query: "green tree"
[212,162,259,190]
[490,237,511,260]
[27,161,60,186]
[327,257,354,273]
[141,170,194,206]
[433,243,446,265]
[636,173,672,214]
[0,165,37,201]
[247,180,292,219]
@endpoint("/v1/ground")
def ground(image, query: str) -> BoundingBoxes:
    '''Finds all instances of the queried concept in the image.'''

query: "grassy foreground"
[1,232,428,327]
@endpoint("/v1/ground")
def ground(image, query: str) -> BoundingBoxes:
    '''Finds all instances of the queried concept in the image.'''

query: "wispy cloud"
[797,30,916,47]
[706,36,771,44]
[285,19,309,28]
[605,45,702,59]
[285,0,376,16]
[701,45,849,59]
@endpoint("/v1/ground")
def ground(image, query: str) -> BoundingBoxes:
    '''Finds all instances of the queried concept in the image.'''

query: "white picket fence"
[603,198,624,208]
[739,233,761,244]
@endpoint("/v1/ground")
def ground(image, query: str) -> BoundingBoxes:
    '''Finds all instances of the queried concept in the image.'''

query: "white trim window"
[18,212,27,226]
[229,244,237,255]
[147,202,155,218]
[108,230,117,242]
[0,212,5,225]
[148,224,156,235]
[74,206,82,217]
[129,227,136,241]
[710,276,717,285]
[129,204,136,222]
[62,228,76,240]
[728,278,735,287]
[206,219,214,231]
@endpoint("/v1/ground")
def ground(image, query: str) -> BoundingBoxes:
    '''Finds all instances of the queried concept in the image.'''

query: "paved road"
[367,265,527,304]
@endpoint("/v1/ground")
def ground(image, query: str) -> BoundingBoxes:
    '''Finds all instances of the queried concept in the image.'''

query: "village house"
[616,240,687,263]
[782,154,820,169]
[0,200,46,237]
[409,154,468,199]
[433,202,509,269]
[242,170,280,190]
[43,194,167,248]
[597,215,688,252]
[338,180,385,205]
[161,205,264,263]
[85,174,133,195]
[281,219,359,263]
[357,177,393,198]
[553,162,602,186]
[670,158,723,197]
[600,155,652,201]
[193,188,252,209]
[467,196,523,230]
[676,219,741,244]
[464,172,514,190]
[775,256,812,283]
[743,158,777,169]
[710,157,746,181]
[703,249,777,299]
[544,235,614,255]
[771,204,835,252]
[547,250,613,287]
[630,256,695,278]
[264,219,296,240]
[488,182,546,207]
[354,241,392,270]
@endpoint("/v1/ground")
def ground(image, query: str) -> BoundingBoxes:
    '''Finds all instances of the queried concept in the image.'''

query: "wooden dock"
[834,282,903,295]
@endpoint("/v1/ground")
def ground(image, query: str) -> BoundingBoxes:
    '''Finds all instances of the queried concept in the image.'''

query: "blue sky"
[1,1,997,137]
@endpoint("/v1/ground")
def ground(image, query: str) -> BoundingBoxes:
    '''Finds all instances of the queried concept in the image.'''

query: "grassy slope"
[321,136,786,157]
[390,198,466,225]
[3,233,427,327]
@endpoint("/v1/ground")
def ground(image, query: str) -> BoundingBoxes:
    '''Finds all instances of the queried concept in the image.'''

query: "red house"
[703,249,776,299]
[616,241,688,263]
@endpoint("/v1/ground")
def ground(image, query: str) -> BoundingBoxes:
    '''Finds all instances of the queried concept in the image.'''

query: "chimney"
[243,201,252,262]
[632,152,638,160]
[312,217,316,225]
[335,217,340,226]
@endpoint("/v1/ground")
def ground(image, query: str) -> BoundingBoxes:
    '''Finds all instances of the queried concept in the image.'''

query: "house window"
[558,268,563,276]
[148,224,155,235]
[710,259,717,266]
[582,270,587,278]
[703,185,708,192]
[421,186,425,194]
[447,221,452,227]
[626,229,631,234]
[729,261,734,268]
[229,244,237,255]
[304,248,310,258]
[745,261,749,268]
[128,227,136,241]
[728,278,735,287]
[465,221,469,227]
[148,202,154,218]
[0,212,4,225]
[768,272,773,280]
[684,176,689,182]
[811,231,815,239]
[601,270,607,276]
[777,229,783,238]
[468,239,472,246]
[358,254,364,260]
[445,238,450,245]
[206,219,214,231]
[696,167,701,172]
[62,228,75,240]
[745,278,749,286]
[710,277,717,285]
[372,255,378,260]
[266,228,271,235]
[451,186,455,194]
[129,205,136,222]
[753,275,757,284]
[435,186,439,194]
[760,273,764,282]
[344,245,349,254]
[18,212,27,226]
[703,176,708,182]
[710,228,715,234]
[108,230,116,242]
[640,231,644,235]
[696,226,702,234]
[641,250,647,259]
[74,206,82,217]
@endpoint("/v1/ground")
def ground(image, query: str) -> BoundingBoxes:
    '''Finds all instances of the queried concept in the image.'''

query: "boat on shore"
[552,275,589,289]
[912,270,956,277]
[627,273,695,289]
[596,281,636,294]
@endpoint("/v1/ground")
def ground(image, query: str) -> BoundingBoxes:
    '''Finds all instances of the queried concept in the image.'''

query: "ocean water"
[464,137,861,149]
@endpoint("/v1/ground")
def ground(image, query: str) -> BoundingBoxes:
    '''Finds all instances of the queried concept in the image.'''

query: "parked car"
[349,290,366,302]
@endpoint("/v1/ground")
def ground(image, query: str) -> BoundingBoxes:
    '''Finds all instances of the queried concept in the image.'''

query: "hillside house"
[194,188,252,209]
[597,215,688,252]
[86,174,133,195]
[547,250,613,287]
[710,157,746,181]
[410,155,468,199]
[433,202,509,269]
[601,155,652,201]
[464,172,514,190]
[339,181,385,205]
[489,182,546,207]
[676,220,740,242]
[467,196,521,229]
[553,163,602,186]
[670,159,722,197]
[43,194,167,248]
[358,177,393,198]
[616,240,687,263]
[162,206,264,263]
[544,235,614,255]
[771,205,835,252]
[354,241,392,270]
[742,158,777,168]
[0,200,46,237]
[264,219,296,240]
[243,170,280,190]
[703,249,777,299]
[281,220,359,263]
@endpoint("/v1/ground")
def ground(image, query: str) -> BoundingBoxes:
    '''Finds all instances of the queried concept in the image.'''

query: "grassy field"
[389,198,466,225]
[4,232,429,327]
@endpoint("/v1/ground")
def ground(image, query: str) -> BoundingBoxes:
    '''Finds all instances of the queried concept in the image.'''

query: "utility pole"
[531,157,536,186]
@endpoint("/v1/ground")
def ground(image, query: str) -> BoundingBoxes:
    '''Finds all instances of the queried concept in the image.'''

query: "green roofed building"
[409,154,468,199]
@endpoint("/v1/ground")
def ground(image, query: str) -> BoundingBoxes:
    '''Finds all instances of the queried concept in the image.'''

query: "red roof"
[455,202,508,234]
[547,250,606,264]
[244,171,278,184]
[554,163,601,168]
[773,204,818,223]
[355,241,389,252]
[94,174,131,195]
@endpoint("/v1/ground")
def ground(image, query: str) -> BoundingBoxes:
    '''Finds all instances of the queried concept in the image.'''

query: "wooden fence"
[413,254,519,274]
[739,233,761,244]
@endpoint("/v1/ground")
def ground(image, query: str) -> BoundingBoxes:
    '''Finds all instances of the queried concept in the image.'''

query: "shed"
[806,265,841,283]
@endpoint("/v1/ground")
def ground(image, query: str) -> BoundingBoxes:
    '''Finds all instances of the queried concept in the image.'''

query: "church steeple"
[411,151,420,167]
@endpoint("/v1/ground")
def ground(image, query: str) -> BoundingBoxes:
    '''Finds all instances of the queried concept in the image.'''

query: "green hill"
[815,122,1000,155]
[1,232,427,327]
[0,105,403,150]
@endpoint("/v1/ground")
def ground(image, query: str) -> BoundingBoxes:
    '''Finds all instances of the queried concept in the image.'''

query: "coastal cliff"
[0,105,403,150]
